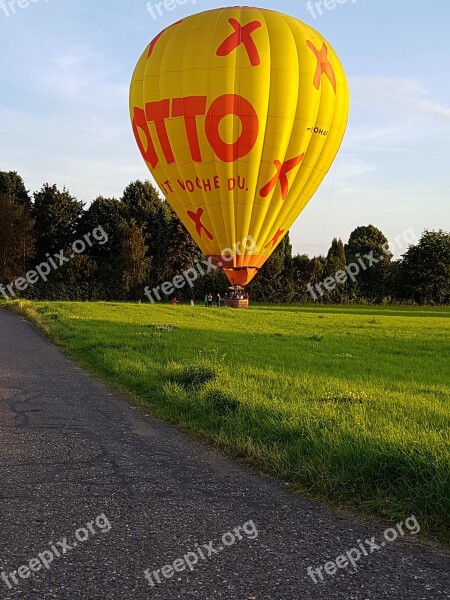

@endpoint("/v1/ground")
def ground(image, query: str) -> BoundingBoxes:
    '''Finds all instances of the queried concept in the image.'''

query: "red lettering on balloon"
[172,96,208,162]
[205,94,259,162]
[131,94,258,167]
[132,107,159,168]
[145,100,175,165]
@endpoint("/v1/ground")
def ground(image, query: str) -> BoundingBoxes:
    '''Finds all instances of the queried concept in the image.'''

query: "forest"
[1,170,448,304]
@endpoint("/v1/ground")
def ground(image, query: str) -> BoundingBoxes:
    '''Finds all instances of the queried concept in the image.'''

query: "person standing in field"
[207,293,213,307]
[190,298,195,307]
[216,293,222,308]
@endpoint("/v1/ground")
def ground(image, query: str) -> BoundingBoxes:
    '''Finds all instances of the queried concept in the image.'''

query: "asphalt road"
[0,309,448,600]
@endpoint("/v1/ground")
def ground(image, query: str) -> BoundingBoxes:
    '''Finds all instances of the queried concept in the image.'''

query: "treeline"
[0,171,449,305]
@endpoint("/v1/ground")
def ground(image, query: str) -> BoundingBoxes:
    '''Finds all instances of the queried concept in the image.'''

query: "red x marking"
[306,40,337,93]
[216,18,262,66]
[264,228,286,249]
[187,208,214,240]
[259,154,304,201]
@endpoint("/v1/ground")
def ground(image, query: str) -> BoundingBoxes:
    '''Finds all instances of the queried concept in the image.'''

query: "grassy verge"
[3,299,449,542]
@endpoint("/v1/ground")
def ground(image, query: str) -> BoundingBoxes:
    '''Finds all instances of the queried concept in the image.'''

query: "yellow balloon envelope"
[130,7,349,286]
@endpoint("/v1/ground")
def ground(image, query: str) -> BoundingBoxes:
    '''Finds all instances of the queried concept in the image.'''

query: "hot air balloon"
[129,6,349,296]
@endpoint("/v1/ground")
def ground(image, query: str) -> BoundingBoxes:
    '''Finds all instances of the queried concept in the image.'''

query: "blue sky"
[1,0,449,257]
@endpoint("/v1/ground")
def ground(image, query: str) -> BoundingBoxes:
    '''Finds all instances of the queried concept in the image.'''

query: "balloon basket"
[224,299,249,309]
[224,286,249,309]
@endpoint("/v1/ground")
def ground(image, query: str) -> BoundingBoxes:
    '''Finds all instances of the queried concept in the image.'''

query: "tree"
[308,255,327,302]
[163,206,201,281]
[119,219,151,298]
[75,196,125,299]
[121,180,171,284]
[32,184,84,260]
[248,233,295,302]
[5,170,448,305]
[345,225,391,302]
[78,196,123,259]
[121,180,165,227]
[28,255,99,301]
[325,237,347,303]
[292,253,314,302]
[0,193,34,282]
[395,230,450,304]
[0,171,31,207]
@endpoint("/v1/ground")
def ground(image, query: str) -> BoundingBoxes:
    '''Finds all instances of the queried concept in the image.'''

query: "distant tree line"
[1,171,449,305]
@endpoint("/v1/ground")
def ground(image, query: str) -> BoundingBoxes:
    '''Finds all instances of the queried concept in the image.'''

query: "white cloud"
[333,158,377,180]
[349,76,450,123]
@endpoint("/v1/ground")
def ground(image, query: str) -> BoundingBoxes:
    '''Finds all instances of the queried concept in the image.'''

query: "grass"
[3,300,449,542]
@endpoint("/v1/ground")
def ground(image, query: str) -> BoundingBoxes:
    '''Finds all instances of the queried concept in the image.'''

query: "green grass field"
[5,300,450,541]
